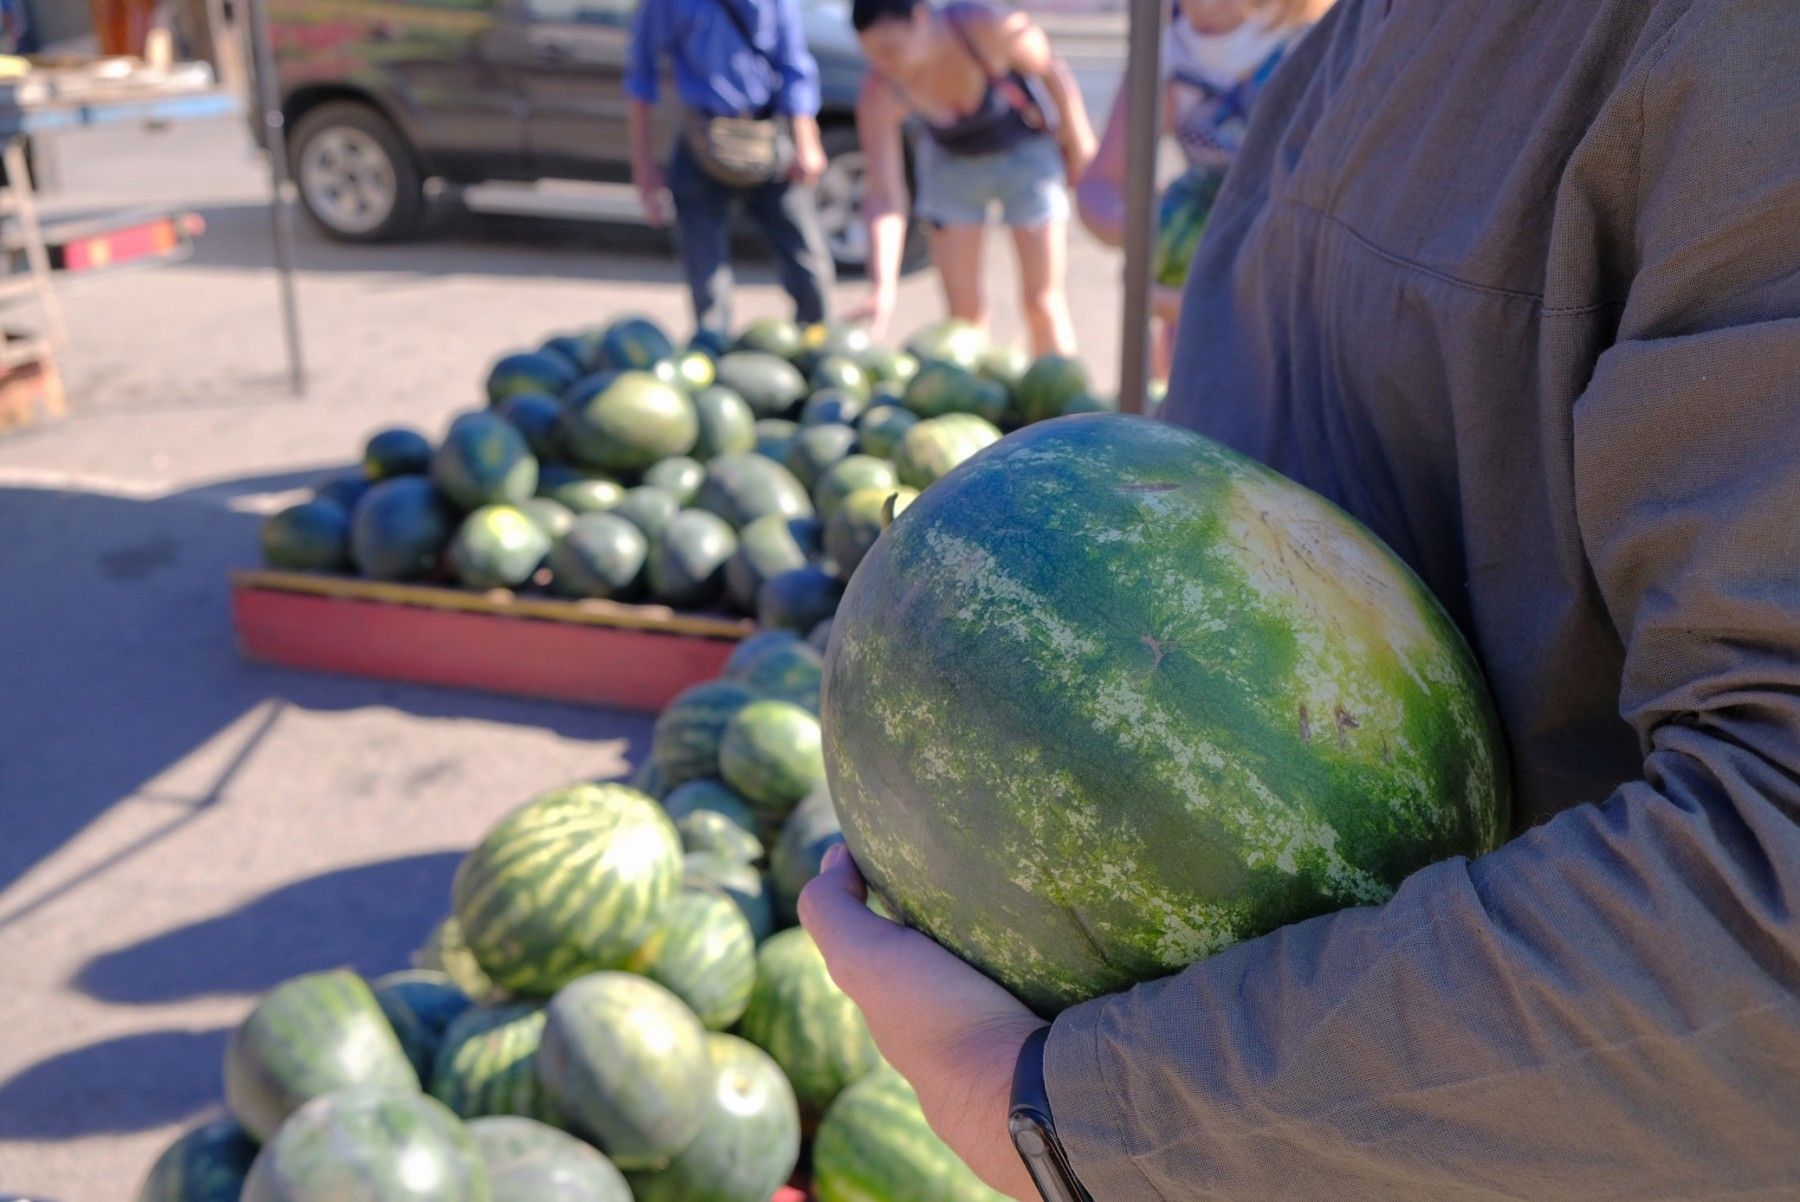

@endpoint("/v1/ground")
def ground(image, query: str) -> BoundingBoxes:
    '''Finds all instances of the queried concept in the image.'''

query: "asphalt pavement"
[0,41,1128,1200]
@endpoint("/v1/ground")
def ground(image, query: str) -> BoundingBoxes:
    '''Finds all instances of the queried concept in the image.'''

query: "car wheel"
[818,125,928,277]
[289,101,425,242]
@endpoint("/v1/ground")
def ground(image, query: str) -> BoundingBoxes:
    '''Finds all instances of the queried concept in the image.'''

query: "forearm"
[1039,54,1094,148]
[627,99,659,179]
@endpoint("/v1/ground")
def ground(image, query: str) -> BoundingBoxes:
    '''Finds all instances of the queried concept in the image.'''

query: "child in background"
[1078,0,1331,379]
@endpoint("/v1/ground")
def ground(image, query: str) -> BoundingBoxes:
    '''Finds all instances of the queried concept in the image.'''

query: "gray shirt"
[1045,0,1800,1196]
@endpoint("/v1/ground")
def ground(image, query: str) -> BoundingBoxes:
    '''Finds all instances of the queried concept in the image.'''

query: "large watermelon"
[718,700,826,825]
[349,476,455,581]
[547,513,648,600]
[261,499,351,572]
[138,1118,258,1202]
[737,929,881,1119]
[684,852,777,944]
[363,427,434,480]
[468,1116,631,1202]
[489,350,580,406]
[624,1034,801,1202]
[696,453,814,530]
[241,1088,486,1202]
[892,414,1001,490]
[769,785,844,925]
[651,680,761,786]
[224,970,418,1142]
[715,352,807,418]
[563,372,698,473]
[452,784,682,996]
[620,886,757,1030]
[449,504,552,590]
[821,413,1511,1015]
[724,514,821,613]
[690,386,758,460]
[537,972,712,1168]
[755,564,843,636]
[812,455,898,524]
[824,486,916,581]
[663,779,763,862]
[434,411,539,511]
[813,1066,1004,1202]
[1153,166,1225,289]
[1015,354,1091,426]
[429,1002,562,1123]
[371,969,473,1084]
[646,509,737,608]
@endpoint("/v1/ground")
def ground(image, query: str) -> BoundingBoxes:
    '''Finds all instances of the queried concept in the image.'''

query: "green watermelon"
[349,477,456,580]
[561,370,621,412]
[643,456,705,504]
[799,320,874,364]
[452,783,683,996]
[262,499,351,572]
[855,404,921,461]
[564,372,698,473]
[647,509,737,608]
[413,916,496,1001]
[822,413,1511,1014]
[718,700,826,824]
[696,453,814,529]
[892,414,1001,490]
[825,486,917,580]
[1153,166,1224,288]
[1014,353,1091,425]
[430,1002,562,1123]
[537,972,712,1168]
[1063,392,1118,416]
[752,418,800,463]
[813,455,898,524]
[716,352,807,418]
[595,316,677,373]
[449,504,552,590]
[813,1066,1005,1202]
[372,970,473,1084]
[978,344,1031,396]
[624,1034,801,1202]
[609,485,682,541]
[904,318,985,370]
[723,514,821,613]
[363,427,434,480]
[547,513,648,600]
[663,779,763,862]
[652,680,762,786]
[519,497,575,540]
[138,1118,257,1202]
[859,345,916,385]
[690,386,758,460]
[314,470,370,512]
[543,473,626,514]
[657,349,717,394]
[631,757,672,800]
[434,411,539,511]
[721,634,822,709]
[723,628,806,678]
[808,356,871,401]
[800,387,865,428]
[755,564,843,637]
[735,317,804,360]
[242,1088,486,1202]
[489,351,580,406]
[903,360,1000,422]
[468,1116,631,1202]
[688,327,734,360]
[539,333,594,375]
[498,393,566,462]
[737,929,880,1118]
[783,423,858,491]
[684,852,777,943]
[224,970,418,1142]
[621,887,757,1029]
[769,785,844,925]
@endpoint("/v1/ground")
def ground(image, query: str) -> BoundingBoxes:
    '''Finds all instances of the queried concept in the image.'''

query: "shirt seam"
[1085,1014,1176,1202]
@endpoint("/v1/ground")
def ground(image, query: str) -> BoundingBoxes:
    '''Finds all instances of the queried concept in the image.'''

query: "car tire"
[817,124,928,278]
[289,101,425,243]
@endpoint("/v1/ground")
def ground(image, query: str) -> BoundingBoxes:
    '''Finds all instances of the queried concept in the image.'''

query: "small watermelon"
[657,349,717,395]
[752,418,800,463]
[687,327,734,360]
[690,386,758,460]
[624,1034,801,1202]
[824,486,917,580]
[892,414,1001,490]
[519,497,576,540]
[449,504,552,590]
[769,786,844,925]
[904,318,986,370]
[242,1088,486,1202]
[468,1115,632,1202]
[539,332,594,375]
[621,887,757,1030]
[784,423,858,491]
[643,456,705,504]
[498,392,566,462]
[813,1067,1006,1202]
[371,969,473,1084]
[646,509,737,608]
[594,316,677,373]
[313,470,370,512]
[855,403,921,460]
[735,317,804,361]
[261,499,351,572]
[1153,166,1225,289]
[800,388,865,428]
[737,929,881,1118]
[1014,353,1091,425]
[138,1118,258,1202]
[684,852,777,943]
[651,680,762,786]
[718,699,826,825]
[610,485,682,541]
[362,427,434,480]
[808,356,871,401]
[489,351,580,406]
[434,410,539,511]
[756,564,843,637]
[429,1002,562,1123]
[723,628,807,679]
[716,352,807,418]
[813,456,900,525]
[349,477,456,580]
[723,514,822,614]
[663,779,763,863]
[537,972,712,1168]
[722,635,823,709]
[696,453,814,529]
[548,512,648,600]
[564,371,698,473]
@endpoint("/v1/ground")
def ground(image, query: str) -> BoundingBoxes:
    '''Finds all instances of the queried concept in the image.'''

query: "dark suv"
[270,0,898,270]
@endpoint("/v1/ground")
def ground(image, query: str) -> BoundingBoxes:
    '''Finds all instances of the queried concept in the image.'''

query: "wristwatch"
[1009,1025,1094,1202]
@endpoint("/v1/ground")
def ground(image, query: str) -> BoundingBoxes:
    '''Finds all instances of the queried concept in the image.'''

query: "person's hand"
[634,162,670,228]
[791,120,828,188]
[842,285,896,340]
[800,845,1046,1201]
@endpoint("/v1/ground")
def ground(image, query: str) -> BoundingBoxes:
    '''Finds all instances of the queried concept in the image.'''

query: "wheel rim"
[816,149,870,269]
[298,126,399,236]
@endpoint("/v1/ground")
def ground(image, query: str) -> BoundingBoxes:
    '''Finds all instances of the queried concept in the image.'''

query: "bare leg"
[929,224,987,331]
[1010,218,1075,357]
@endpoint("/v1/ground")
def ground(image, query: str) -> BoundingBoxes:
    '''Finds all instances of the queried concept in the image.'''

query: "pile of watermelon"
[259,313,1109,631]
[141,627,1004,1202]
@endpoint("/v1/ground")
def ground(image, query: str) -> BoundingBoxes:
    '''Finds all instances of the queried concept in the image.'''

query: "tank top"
[883,3,1050,158]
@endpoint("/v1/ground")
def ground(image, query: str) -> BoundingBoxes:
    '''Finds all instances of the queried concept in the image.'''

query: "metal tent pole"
[243,0,306,396]
[1116,0,1165,416]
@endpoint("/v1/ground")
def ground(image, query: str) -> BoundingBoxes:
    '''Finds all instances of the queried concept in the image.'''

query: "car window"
[524,0,636,22]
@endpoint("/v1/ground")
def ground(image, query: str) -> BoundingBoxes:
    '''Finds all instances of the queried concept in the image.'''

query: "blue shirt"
[625,0,821,118]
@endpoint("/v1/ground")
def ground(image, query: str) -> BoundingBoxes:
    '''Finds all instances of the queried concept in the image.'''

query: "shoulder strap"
[711,0,774,70]
[944,3,1004,83]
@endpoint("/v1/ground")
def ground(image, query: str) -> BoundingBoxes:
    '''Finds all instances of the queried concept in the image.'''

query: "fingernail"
[823,843,847,871]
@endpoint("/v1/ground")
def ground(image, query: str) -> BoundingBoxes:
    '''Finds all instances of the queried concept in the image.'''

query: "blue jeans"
[667,142,834,335]
[911,131,1069,229]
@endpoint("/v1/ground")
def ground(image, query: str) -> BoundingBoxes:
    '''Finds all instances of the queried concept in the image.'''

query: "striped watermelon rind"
[651,681,763,788]
[241,1088,487,1202]
[813,1066,1005,1202]
[371,969,474,1084]
[892,414,1001,491]
[452,784,683,996]
[428,1002,563,1125]
[138,1118,258,1202]
[468,1116,632,1202]
[736,928,881,1119]
[621,887,757,1030]
[718,700,827,825]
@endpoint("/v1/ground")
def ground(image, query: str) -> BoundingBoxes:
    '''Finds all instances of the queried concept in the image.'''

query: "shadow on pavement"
[75,850,464,1005]
[0,1026,231,1139]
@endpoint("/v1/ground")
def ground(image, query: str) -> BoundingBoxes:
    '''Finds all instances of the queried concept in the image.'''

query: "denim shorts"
[911,131,1070,229]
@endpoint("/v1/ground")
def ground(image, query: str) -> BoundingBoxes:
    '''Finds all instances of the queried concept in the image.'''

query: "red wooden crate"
[231,570,753,713]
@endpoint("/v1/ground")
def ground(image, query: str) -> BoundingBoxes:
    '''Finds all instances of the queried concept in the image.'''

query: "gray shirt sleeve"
[1044,10,1800,1199]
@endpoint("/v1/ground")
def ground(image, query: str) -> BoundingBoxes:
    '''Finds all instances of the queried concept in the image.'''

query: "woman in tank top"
[847,0,1098,356]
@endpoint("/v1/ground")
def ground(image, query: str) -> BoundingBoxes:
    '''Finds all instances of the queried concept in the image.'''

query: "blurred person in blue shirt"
[627,0,834,334]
